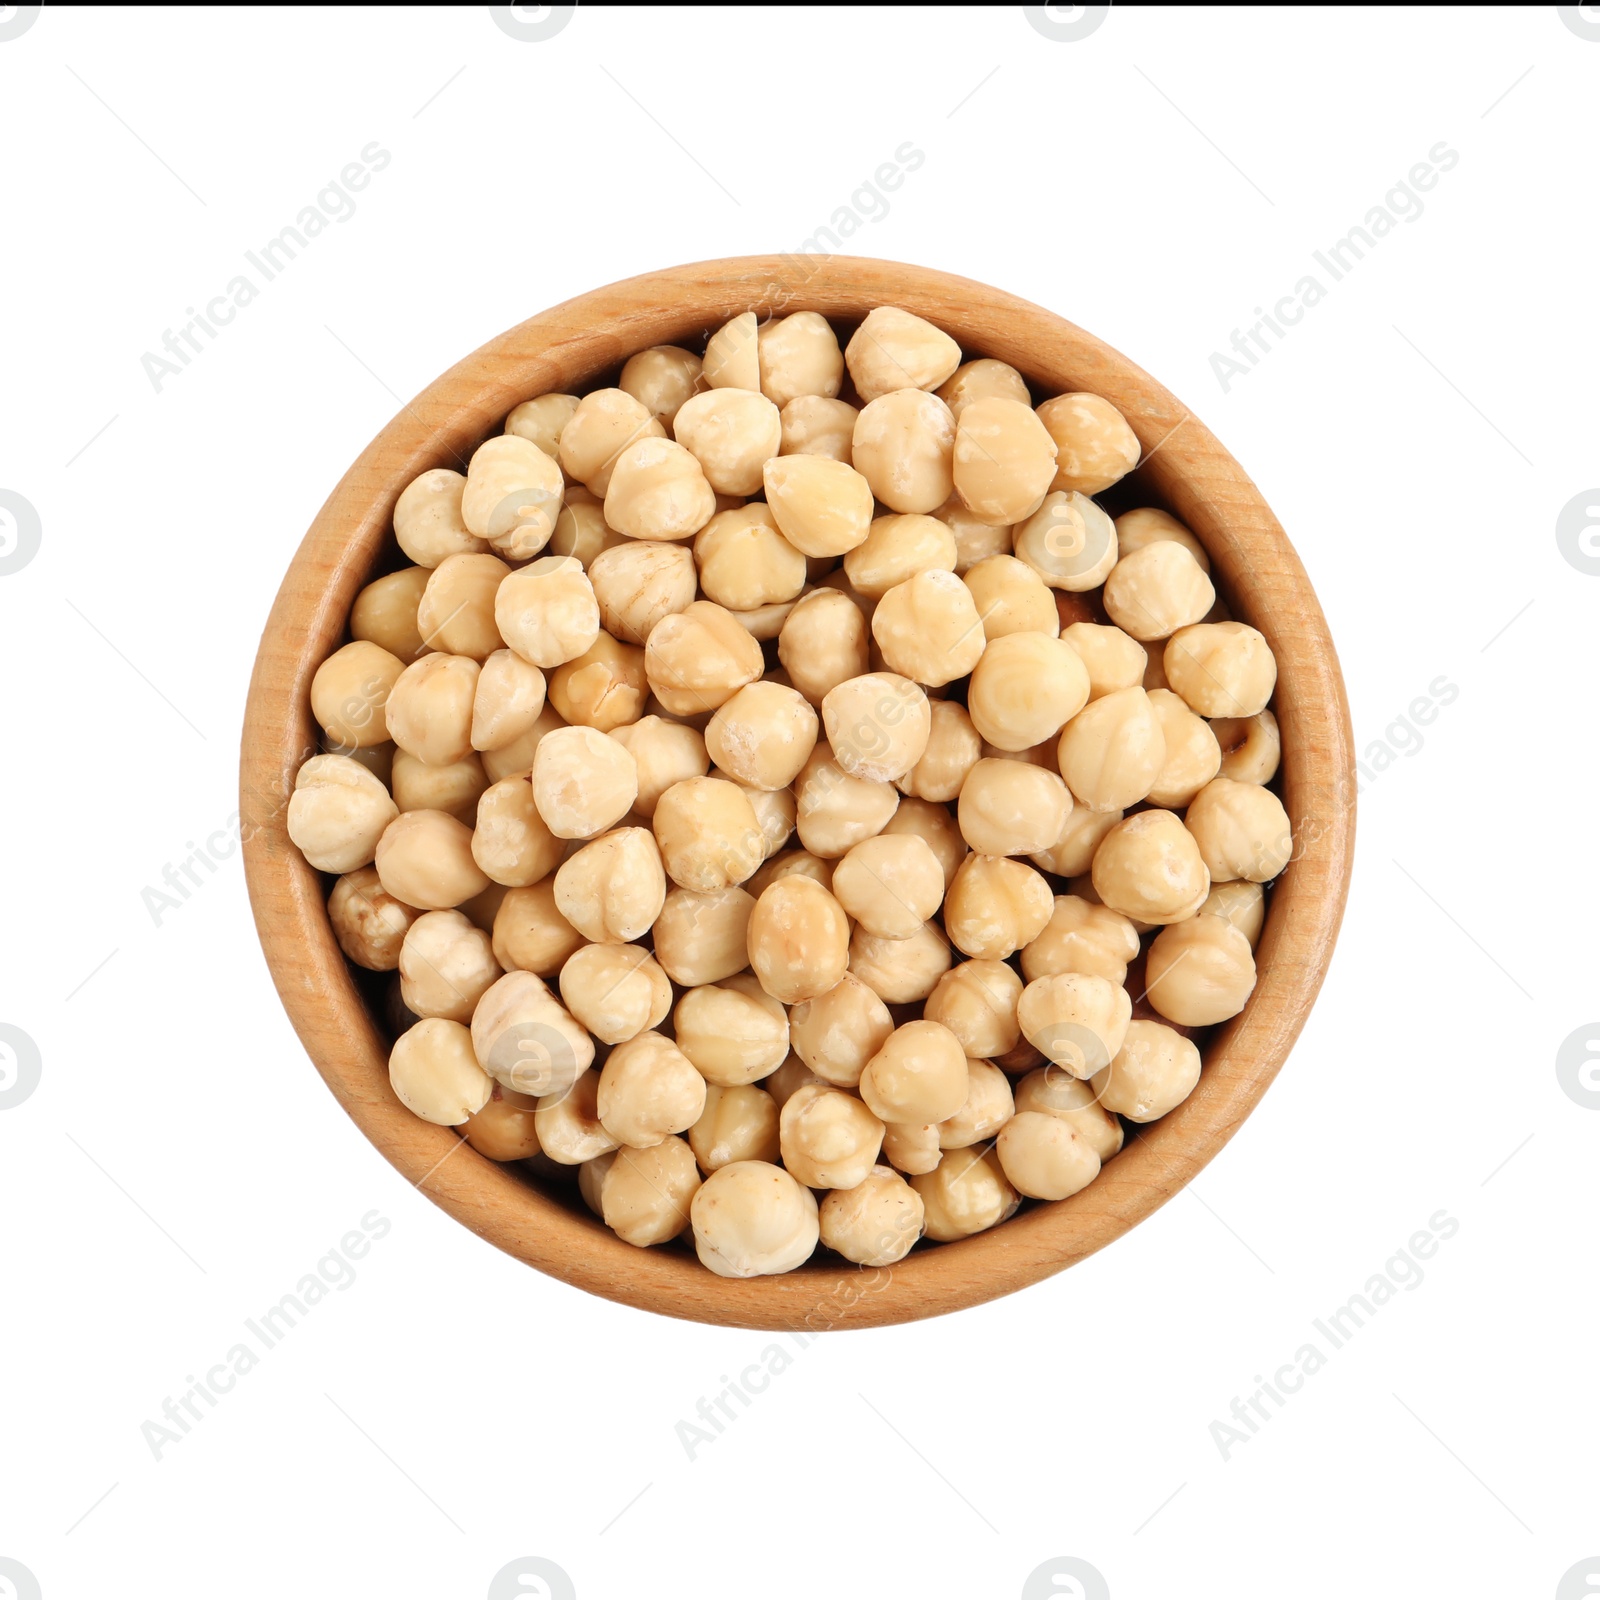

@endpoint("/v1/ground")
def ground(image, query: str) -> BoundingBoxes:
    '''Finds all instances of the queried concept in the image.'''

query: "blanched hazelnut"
[859,1019,969,1125]
[1061,622,1147,700]
[597,1030,706,1147]
[471,969,594,1097]
[937,358,1030,420]
[702,311,760,390]
[747,876,850,1003]
[852,389,955,515]
[830,833,944,940]
[962,555,1058,641]
[329,867,419,971]
[821,671,931,782]
[1057,686,1165,812]
[534,1068,619,1164]
[1013,1067,1123,1161]
[763,455,875,557]
[705,681,819,791]
[288,754,399,873]
[471,776,561,886]
[385,653,478,767]
[881,1121,942,1176]
[788,972,894,1088]
[619,347,703,426]
[389,1018,493,1126]
[1146,688,1223,809]
[1035,393,1140,495]
[1102,541,1216,642]
[778,588,870,706]
[1092,1019,1202,1121]
[779,395,859,462]
[398,909,501,1023]
[1184,777,1292,883]
[415,553,508,661]
[1145,915,1256,1026]
[689,1084,781,1172]
[471,648,547,753]
[911,1147,1019,1241]
[881,797,968,892]
[762,1053,826,1109]
[505,393,580,464]
[1212,709,1281,785]
[390,746,482,815]
[601,434,716,543]
[459,881,508,936]
[871,569,985,686]
[674,974,790,1086]
[758,311,844,407]
[554,827,665,943]
[395,467,486,568]
[608,715,709,815]
[966,633,1089,753]
[780,1082,885,1190]
[533,725,639,839]
[940,496,1014,573]
[578,1150,614,1215]
[559,943,671,1044]
[461,1083,543,1161]
[672,387,782,497]
[996,1112,1101,1201]
[819,1166,925,1266]
[495,556,601,670]
[351,567,429,664]
[957,759,1073,857]
[462,435,562,560]
[844,513,957,600]
[604,1138,702,1247]
[693,503,805,612]
[924,959,1023,1058]
[651,776,764,891]
[938,1058,1015,1149]
[491,877,585,975]
[550,487,623,566]
[1014,491,1118,592]
[559,388,665,496]
[587,539,697,643]
[1022,895,1140,986]
[1115,507,1211,574]
[1090,809,1209,925]
[845,307,962,402]
[690,1160,819,1277]
[1200,880,1265,948]
[1164,622,1277,718]
[721,772,795,859]
[896,700,981,803]
[375,809,488,910]
[548,631,648,732]
[1017,971,1132,1079]
[794,743,899,858]
[312,640,405,750]
[1030,803,1122,879]
[943,852,1054,960]
[645,600,764,715]
[849,919,952,1004]
[748,848,833,898]
[952,396,1058,524]
[651,885,755,987]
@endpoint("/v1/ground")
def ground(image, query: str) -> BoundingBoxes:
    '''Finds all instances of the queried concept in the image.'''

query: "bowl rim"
[240,254,1355,1331]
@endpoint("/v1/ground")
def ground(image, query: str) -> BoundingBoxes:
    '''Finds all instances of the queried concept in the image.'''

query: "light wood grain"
[240,257,1355,1330]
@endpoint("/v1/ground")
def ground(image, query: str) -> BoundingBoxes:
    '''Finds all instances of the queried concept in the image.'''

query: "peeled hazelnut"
[312,641,405,750]
[495,556,601,670]
[952,396,1058,524]
[996,1111,1101,1201]
[608,715,709,815]
[967,632,1089,752]
[779,395,859,462]
[558,943,672,1044]
[394,467,484,568]
[821,672,932,783]
[491,879,585,977]
[1017,971,1133,1079]
[619,347,703,427]
[778,589,871,707]
[597,1030,707,1147]
[1057,686,1166,812]
[554,826,666,943]
[747,876,851,1003]
[559,388,665,496]
[830,833,945,940]
[603,1138,702,1247]
[871,569,985,686]
[957,759,1073,857]
[702,312,760,391]
[1184,777,1293,883]
[1092,1019,1202,1121]
[470,969,593,1097]
[705,681,819,791]
[505,393,580,462]
[1115,507,1211,574]
[779,1082,885,1190]
[941,496,1014,573]
[819,1166,925,1266]
[375,809,488,910]
[651,885,755,988]
[461,1084,543,1161]
[385,653,479,767]
[1146,689,1223,809]
[694,503,806,612]
[288,754,399,874]
[881,796,968,893]
[845,307,962,402]
[1035,393,1141,495]
[351,567,429,664]
[1164,622,1278,718]
[674,974,790,1086]
[794,743,899,859]
[859,1019,969,1124]
[1030,803,1122,879]
[762,455,875,558]
[924,959,1023,1058]
[1102,541,1216,642]
[882,1121,942,1176]
[471,648,547,753]
[646,600,765,715]
[1013,1067,1124,1161]
[962,555,1059,641]
[1014,491,1118,592]
[1061,622,1147,701]
[937,358,1030,420]
[943,853,1054,961]
[689,1083,781,1172]
[533,725,639,839]
[398,909,501,1023]
[1200,880,1265,948]
[389,1018,493,1126]
[844,513,957,600]
[534,1069,620,1165]
[328,867,419,971]
[897,700,981,803]
[758,311,844,407]
[852,389,956,515]
[1212,709,1281,785]
[1090,809,1210,926]
[672,388,782,497]
[1021,895,1140,986]
[788,972,894,1088]
[587,539,697,643]
[652,776,764,891]
[690,1160,819,1277]
[462,435,562,560]
[1145,915,1256,1026]
[911,1147,1019,1241]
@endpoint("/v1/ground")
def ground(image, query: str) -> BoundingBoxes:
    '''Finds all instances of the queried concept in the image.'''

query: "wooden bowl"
[240,256,1355,1331]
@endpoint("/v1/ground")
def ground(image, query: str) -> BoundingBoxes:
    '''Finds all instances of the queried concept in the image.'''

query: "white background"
[3,6,1597,1598]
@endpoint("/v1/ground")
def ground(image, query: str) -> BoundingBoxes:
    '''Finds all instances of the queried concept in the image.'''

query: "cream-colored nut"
[550,488,623,566]
[532,725,639,839]
[1165,622,1277,718]
[399,909,500,1023]
[1014,490,1118,592]
[845,307,962,402]
[940,496,1014,572]
[671,388,782,497]
[1067,874,1153,936]
[461,1083,542,1161]
[495,556,600,670]
[481,703,565,784]
[943,853,1053,961]
[651,886,755,987]
[587,539,696,644]
[1061,623,1147,702]
[1090,809,1209,925]
[329,867,418,971]
[818,1166,924,1266]
[389,1018,492,1126]
[820,672,931,783]
[966,633,1089,755]
[1036,393,1140,495]
[694,504,806,612]
[462,435,563,560]
[554,827,665,943]
[1102,541,1215,643]
[1057,686,1165,813]
[505,393,580,465]
[881,1121,942,1176]
[1146,914,1256,1027]
[747,875,850,1004]
[375,809,489,911]
[619,346,703,426]
[417,552,510,661]
[384,652,478,767]
[1013,1067,1124,1162]
[859,1019,968,1125]
[578,1149,613,1214]
[996,1112,1101,1201]
[957,759,1073,857]
[351,566,429,663]
[559,388,665,496]
[924,959,1023,1058]
[1184,776,1292,883]
[471,969,593,1096]
[394,467,487,569]
[603,436,716,541]
[1092,1019,1202,1122]
[762,1053,826,1109]
[895,700,981,803]
[704,681,819,791]
[912,1147,1018,1241]
[763,455,875,558]
[548,631,648,731]
[757,311,844,407]
[289,754,396,872]
[596,1030,706,1147]
[674,974,789,1087]
[312,640,405,749]
[391,751,485,822]
[962,555,1058,641]
[779,395,859,462]
[691,1159,818,1276]
[1021,895,1140,986]
[844,514,957,600]
[470,774,566,889]
[690,1083,780,1172]
[716,771,795,859]
[882,798,967,893]
[459,881,508,937]
[1145,688,1222,809]
[788,973,892,1089]
[645,600,764,715]
[951,396,1058,524]
[607,716,707,816]
[1017,971,1132,1079]
[533,1068,618,1164]
[1114,506,1211,574]
[852,389,955,515]
[830,834,944,941]
[491,879,584,976]
[471,649,547,753]
[748,848,833,898]
[871,569,985,687]
[778,588,870,706]
[938,1058,1014,1149]
[558,943,671,1044]
[780,1082,885,1191]
[936,357,1030,421]
[1212,709,1280,785]
[793,744,898,859]
[1030,802,1123,878]
[702,311,759,391]
[1200,880,1265,949]
[651,776,764,891]
[604,1137,702,1247]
